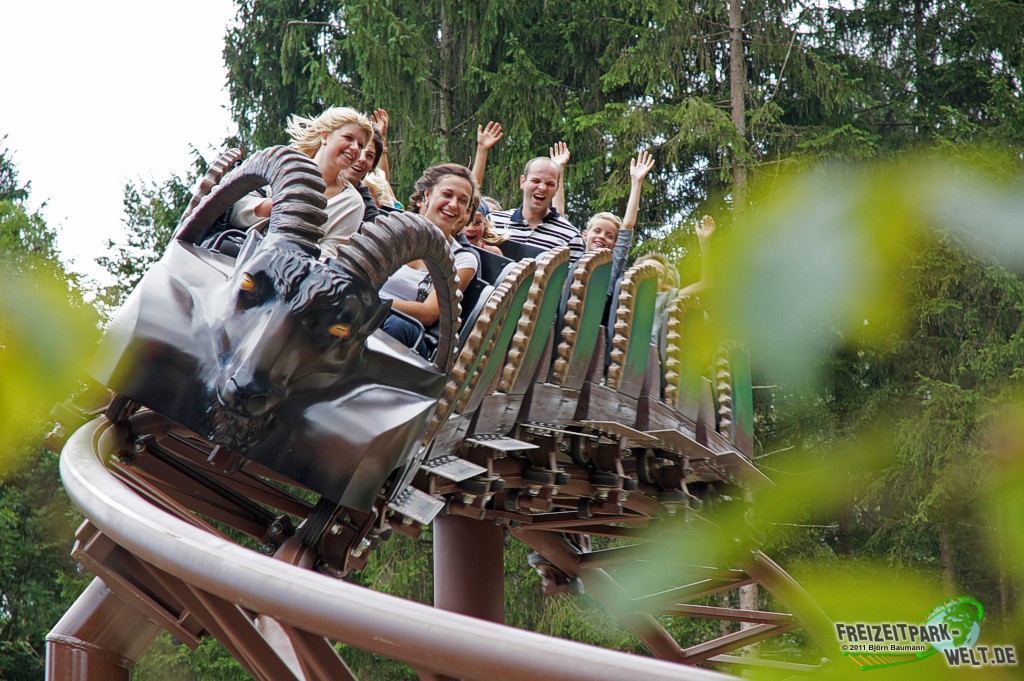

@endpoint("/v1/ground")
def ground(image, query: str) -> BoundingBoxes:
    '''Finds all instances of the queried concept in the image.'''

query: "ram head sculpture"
[91,146,460,510]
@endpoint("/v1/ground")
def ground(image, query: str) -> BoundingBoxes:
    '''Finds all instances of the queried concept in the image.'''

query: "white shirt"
[230,181,364,260]
[380,239,478,302]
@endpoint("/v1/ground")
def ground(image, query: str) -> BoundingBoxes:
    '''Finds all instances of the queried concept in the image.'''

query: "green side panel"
[464,272,535,412]
[566,261,612,383]
[677,306,704,419]
[730,347,754,447]
[621,277,659,391]
[515,261,571,391]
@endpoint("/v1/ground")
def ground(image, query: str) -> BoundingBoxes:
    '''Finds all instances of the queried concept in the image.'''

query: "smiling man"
[487,157,584,260]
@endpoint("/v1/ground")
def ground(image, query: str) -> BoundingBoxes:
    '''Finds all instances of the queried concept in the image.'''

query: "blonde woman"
[459,203,505,255]
[231,106,374,259]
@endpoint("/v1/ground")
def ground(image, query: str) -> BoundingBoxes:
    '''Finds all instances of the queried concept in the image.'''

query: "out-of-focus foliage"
[0,138,94,680]
[0,140,98,470]
[0,264,98,465]
[634,150,1024,678]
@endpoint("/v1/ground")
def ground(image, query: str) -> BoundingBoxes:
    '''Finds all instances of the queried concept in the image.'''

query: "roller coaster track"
[52,416,741,681]
[51,409,829,680]
[46,148,835,679]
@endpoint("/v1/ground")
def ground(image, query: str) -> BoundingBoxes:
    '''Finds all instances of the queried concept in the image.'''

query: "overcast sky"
[0,1,238,285]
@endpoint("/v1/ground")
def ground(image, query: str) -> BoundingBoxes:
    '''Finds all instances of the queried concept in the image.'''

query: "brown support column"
[433,514,504,624]
[46,577,161,681]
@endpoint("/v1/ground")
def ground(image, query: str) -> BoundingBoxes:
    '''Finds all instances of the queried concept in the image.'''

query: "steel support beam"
[434,513,505,623]
[46,578,161,681]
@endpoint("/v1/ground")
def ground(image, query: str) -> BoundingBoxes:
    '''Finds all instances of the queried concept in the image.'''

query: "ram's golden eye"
[239,273,256,293]
[328,323,352,339]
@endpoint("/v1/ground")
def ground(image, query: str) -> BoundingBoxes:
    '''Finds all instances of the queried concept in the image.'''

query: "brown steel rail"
[55,416,738,681]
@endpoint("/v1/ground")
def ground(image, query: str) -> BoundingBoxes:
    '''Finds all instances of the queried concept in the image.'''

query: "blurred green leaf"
[0,261,98,473]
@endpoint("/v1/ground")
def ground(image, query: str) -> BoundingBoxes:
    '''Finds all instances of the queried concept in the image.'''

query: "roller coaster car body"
[91,231,447,510]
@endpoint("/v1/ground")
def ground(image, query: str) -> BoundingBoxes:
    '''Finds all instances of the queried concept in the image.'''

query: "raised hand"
[546,141,571,215]
[371,108,390,139]
[549,141,571,169]
[696,215,716,242]
[476,121,504,150]
[629,150,655,184]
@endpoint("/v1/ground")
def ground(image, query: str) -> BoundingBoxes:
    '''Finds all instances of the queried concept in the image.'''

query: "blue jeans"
[381,314,429,358]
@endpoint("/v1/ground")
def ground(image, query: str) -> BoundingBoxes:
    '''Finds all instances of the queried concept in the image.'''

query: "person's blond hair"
[481,219,509,245]
[635,252,681,289]
[286,107,373,158]
[586,211,623,233]
[364,169,398,208]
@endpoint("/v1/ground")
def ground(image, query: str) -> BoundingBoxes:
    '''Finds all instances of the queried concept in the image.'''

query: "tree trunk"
[728,0,747,210]
[912,0,926,133]
[719,591,733,636]
[937,525,956,593]
[438,2,454,159]
[739,487,758,639]
[739,584,759,633]
[838,507,851,556]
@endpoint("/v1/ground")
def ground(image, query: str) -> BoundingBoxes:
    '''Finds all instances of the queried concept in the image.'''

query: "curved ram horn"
[332,212,461,372]
[175,145,327,246]
[180,148,242,222]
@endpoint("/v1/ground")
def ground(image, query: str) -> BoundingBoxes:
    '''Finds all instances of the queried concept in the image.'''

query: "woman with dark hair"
[379,163,481,354]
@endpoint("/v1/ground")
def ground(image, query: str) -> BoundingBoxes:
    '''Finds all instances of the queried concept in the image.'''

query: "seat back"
[475,246,515,284]
[663,293,705,422]
[456,277,494,347]
[497,247,572,395]
[549,249,613,390]
[605,263,660,399]
[498,239,546,261]
[715,341,754,458]
[422,259,537,443]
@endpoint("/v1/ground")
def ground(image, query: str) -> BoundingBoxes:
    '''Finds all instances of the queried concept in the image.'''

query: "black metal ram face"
[205,239,392,451]
[91,231,444,509]
[93,232,386,445]
[91,146,455,509]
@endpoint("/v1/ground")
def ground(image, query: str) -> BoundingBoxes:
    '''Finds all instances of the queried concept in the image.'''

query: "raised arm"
[623,150,655,230]
[371,108,391,182]
[608,151,655,294]
[677,215,716,296]
[471,121,504,188]
[549,141,570,215]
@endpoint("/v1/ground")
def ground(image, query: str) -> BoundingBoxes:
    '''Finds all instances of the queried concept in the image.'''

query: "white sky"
[0,1,238,286]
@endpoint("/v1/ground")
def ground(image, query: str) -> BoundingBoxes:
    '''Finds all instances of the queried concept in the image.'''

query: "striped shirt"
[488,207,585,261]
